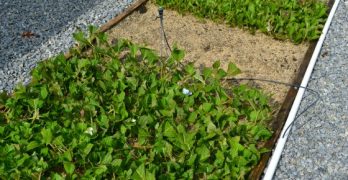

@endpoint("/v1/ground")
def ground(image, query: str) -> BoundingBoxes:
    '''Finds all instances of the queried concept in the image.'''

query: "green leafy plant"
[0,27,273,179]
[154,0,328,43]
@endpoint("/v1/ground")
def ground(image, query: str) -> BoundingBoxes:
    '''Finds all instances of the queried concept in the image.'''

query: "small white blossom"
[84,127,94,135]
[182,88,193,96]
[131,119,136,123]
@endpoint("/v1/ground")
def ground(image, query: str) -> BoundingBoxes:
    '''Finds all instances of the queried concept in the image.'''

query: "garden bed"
[0,0,332,179]
[106,0,331,178]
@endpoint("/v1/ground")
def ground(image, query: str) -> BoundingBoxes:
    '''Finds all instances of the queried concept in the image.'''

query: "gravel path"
[275,0,348,179]
[0,0,134,92]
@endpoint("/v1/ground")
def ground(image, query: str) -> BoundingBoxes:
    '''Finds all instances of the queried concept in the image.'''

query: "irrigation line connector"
[158,6,164,20]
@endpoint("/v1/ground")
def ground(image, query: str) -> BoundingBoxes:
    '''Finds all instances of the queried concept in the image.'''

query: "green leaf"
[29,98,44,109]
[163,122,176,139]
[97,32,108,43]
[40,86,48,99]
[52,173,65,180]
[138,128,149,145]
[187,154,197,166]
[188,112,198,123]
[111,159,123,169]
[250,110,259,121]
[126,77,138,90]
[99,114,109,128]
[212,61,221,69]
[214,150,225,166]
[229,136,243,158]
[77,59,90,69]
[160,109,174,117]
[73,31,88,44]
[52,136,65,147]
[101,136,114,147]
[140,47,158,64]
[130,44,138,58]
[98,80,107,91]
[120,107,129,120]
[182,169,194,179]
[94,165,108,176]
[251,126,272,140]
[185,64,195,75]
[88,25,98,36]
[63,162,75,175]
[40,147,49,156]
[120,125,127,135]
[63,150,73,161]
[177,125,195,151]
[202,103,212,112]
[16,153,30,166]
[101,148,113,164]
[202,67,212,78]
[216,69,227,79]
[145,170,156,180]
[259,147,271,154]
[206,119,217,133]
[150,94,158,108]
[69,83,77,95]
[83,143,94,156]
[227,62,241,76]
[132,164,146,180]
[170,47,185,62]
[118,91,125,102]
[194,72,205,84]
[27,141,40,151]
[41,128,53,145]
[196,145,210,161]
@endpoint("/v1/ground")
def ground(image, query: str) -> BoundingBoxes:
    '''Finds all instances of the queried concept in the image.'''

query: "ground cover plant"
[154,0,328,43]
[0,27,273,179]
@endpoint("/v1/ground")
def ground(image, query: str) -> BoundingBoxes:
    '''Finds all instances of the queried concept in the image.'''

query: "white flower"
[84,127,94,135]
[131,118,136,123]
[182,88,193,96]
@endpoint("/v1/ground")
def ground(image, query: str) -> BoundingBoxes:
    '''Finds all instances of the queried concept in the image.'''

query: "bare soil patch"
[107,2,310,105]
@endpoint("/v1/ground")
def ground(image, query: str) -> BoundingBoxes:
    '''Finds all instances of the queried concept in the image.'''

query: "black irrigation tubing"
[225,77,322,138]
[157,7,172,54]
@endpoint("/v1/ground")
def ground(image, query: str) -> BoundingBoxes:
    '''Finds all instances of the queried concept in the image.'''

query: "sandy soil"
[107,2,310,105]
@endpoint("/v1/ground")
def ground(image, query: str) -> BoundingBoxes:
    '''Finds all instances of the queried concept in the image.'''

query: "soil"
[107,2,310,105]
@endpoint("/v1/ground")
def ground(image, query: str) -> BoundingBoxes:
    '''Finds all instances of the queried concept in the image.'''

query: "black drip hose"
[158,7,172,53]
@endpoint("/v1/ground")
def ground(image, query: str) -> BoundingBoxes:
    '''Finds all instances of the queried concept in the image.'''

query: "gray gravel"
[274,0,348,179]
[0,0,135,92]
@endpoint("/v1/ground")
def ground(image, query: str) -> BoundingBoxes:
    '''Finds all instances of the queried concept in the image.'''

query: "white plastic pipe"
[262,0,341,179]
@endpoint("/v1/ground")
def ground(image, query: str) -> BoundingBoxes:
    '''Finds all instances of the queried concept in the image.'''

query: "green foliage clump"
[0,27,273,179]
[154,0,328,43]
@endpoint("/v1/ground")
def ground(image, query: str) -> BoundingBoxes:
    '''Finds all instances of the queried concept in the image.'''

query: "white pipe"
[262,0,341,179]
